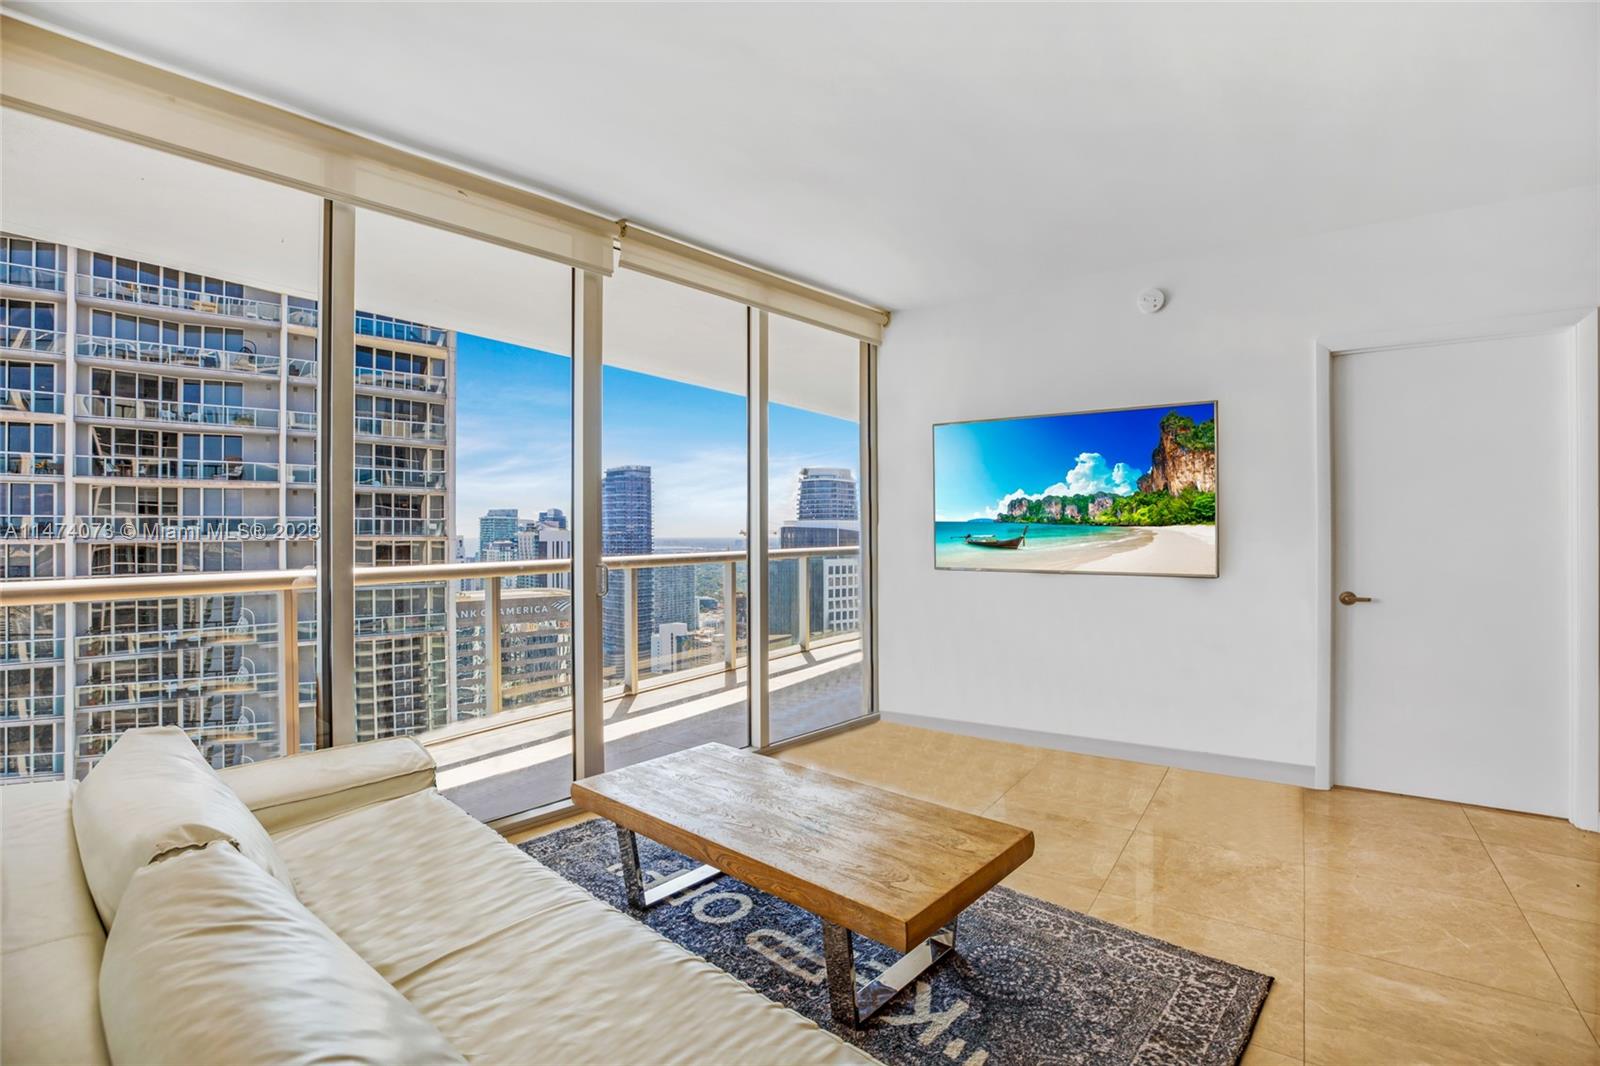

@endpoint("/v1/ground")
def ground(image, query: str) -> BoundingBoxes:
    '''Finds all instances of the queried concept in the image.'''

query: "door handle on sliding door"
[1338,591,1372,606]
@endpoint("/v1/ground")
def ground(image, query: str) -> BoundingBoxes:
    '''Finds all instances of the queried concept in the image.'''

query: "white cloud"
[1064,452,1142,497]
[972,453,1143,519]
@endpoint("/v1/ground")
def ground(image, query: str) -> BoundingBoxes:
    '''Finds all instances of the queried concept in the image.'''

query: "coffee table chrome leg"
[615,824,722,910]
[822,917,959,1029]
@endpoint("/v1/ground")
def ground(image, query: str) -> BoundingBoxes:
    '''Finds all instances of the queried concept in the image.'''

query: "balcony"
[355,364,447,395]
[286,409,318,432]
[353,517,447,538]
[76,274,282,323]
[0,516,62,538]
[1,263,65,292]
[70,516,283,540]
[77,336,281,377]
[0,451,64,476]
[0,635,65,664]
[1,327,67,355]
[76,394,279,430]
[0,547,866,807]
[355,415,447,443]
[286,307,319,330]
[0,388,64,415]
[287,357,318,379]
[356,466,444,489]
[288,463,317,484]
[356,315,447,347]
[75,455,281,483]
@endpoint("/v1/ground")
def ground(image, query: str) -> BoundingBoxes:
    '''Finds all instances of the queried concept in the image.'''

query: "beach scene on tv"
[934,402,1217,577]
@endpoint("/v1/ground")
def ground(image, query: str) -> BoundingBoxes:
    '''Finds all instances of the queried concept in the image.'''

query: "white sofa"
[0,727,873,1065]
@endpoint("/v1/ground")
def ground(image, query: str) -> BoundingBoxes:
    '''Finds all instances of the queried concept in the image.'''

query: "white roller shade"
[0,16,617,275]
[618,225,889,345]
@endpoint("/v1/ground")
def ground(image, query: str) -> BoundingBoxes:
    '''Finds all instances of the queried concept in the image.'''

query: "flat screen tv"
[933,401,1218,577]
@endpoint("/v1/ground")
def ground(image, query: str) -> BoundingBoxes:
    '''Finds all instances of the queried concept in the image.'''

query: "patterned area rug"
[523,819,1271,1066]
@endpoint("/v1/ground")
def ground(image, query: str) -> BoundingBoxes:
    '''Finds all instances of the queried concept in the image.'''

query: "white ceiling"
[7,2,1597,312]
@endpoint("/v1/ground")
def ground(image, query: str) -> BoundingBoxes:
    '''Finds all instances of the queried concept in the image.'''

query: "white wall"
[876,185,1600,778]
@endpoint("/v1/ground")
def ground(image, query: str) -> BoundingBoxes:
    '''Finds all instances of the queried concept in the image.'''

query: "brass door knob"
[1338,591,1373,606]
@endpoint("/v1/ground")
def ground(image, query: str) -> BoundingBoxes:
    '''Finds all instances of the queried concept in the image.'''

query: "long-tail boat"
[963,526,1027,549]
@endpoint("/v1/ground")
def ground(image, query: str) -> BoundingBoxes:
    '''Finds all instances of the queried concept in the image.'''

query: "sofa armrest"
[218,738,436,834]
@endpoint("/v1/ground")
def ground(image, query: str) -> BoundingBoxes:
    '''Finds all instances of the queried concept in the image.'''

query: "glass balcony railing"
[355,315,447,347]
[0,636,65,664]
[287,357,318,378]
[75,456,281,483]
[76,394,280,429]
[76,274,282,323]
[2,263,66,291]
[77,619,277,659]
[77,336,281,376]
[0,388,64,414]
[1,327,67,354]
[353,517,447,537]
[355,416,447,442]
[0,515,62,538]
[0,547,864,794]
[355,466,444,489]
[286,307,319,329]
[70,516,278,539]
[355,365,447,394]
[288,464,316,484]
[286,410,318,432]
[0,452,64,476]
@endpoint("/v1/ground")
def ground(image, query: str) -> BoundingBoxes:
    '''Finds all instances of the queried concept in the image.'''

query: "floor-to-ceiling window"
[767,313,869,743]
[350,208,574,822]
[600,267,750,770]
[0,108,321,779]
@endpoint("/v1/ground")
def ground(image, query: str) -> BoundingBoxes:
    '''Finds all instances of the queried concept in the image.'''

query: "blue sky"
[453,333,860,544]
[933,402,1214,521]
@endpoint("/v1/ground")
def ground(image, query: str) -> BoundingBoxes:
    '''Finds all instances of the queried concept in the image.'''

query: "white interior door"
[1332,331,1572,815]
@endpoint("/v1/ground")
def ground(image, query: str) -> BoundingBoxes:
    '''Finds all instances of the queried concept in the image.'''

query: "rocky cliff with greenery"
[1138,412,1216,495]
[997,411,1217,527]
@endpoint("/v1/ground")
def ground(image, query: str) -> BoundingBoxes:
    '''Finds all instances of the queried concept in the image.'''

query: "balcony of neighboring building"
[76,335,282,378]
[75,273,284,325]
[1,326,67,358]
[356,313,449,349]
[74,455,282,484]
[74,394,282,432]
[354,415,448,444]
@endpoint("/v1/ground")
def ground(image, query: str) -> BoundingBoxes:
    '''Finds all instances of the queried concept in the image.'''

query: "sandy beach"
[1073,524,1216,576]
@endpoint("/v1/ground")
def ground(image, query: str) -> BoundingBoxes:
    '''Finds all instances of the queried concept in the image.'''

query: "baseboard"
[881,711,1319,788]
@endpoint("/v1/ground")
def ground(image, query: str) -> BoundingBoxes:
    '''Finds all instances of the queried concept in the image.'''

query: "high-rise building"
[601,465,652,669]
[0,232,456,782]
[652,562,699,632]
[538,507,567,530]
[795,467,858,522]
[478,508,519,552]
[772,468,860,640]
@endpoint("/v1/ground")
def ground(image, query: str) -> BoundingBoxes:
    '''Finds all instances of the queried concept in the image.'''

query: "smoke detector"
[1137,288,1166,315]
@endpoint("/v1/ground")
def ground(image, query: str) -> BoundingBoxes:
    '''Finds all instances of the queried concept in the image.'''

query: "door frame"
[1312,308,1599,830]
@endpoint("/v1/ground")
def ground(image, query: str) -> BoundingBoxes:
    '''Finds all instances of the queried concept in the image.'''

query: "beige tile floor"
[521,720,1600,1065]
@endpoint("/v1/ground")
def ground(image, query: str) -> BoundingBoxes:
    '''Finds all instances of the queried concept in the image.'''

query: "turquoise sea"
[934,519,1133,569]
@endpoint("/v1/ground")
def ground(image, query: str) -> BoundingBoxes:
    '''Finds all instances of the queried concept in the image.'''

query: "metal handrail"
[75,456,281,483]
[76,274,282,322]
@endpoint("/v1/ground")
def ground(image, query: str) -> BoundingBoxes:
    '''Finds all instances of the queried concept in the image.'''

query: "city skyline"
[454,332,861,545]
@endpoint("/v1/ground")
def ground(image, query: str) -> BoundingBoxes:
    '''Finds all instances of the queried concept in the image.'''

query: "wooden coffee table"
[571,742,1034,1027]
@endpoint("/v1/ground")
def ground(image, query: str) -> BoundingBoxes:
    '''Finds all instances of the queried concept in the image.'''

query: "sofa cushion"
[100,841,466,1066]
[0,782,111,1066]
[72,726,295,928]
[220,736,435,833]
[274,789,874,1065]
